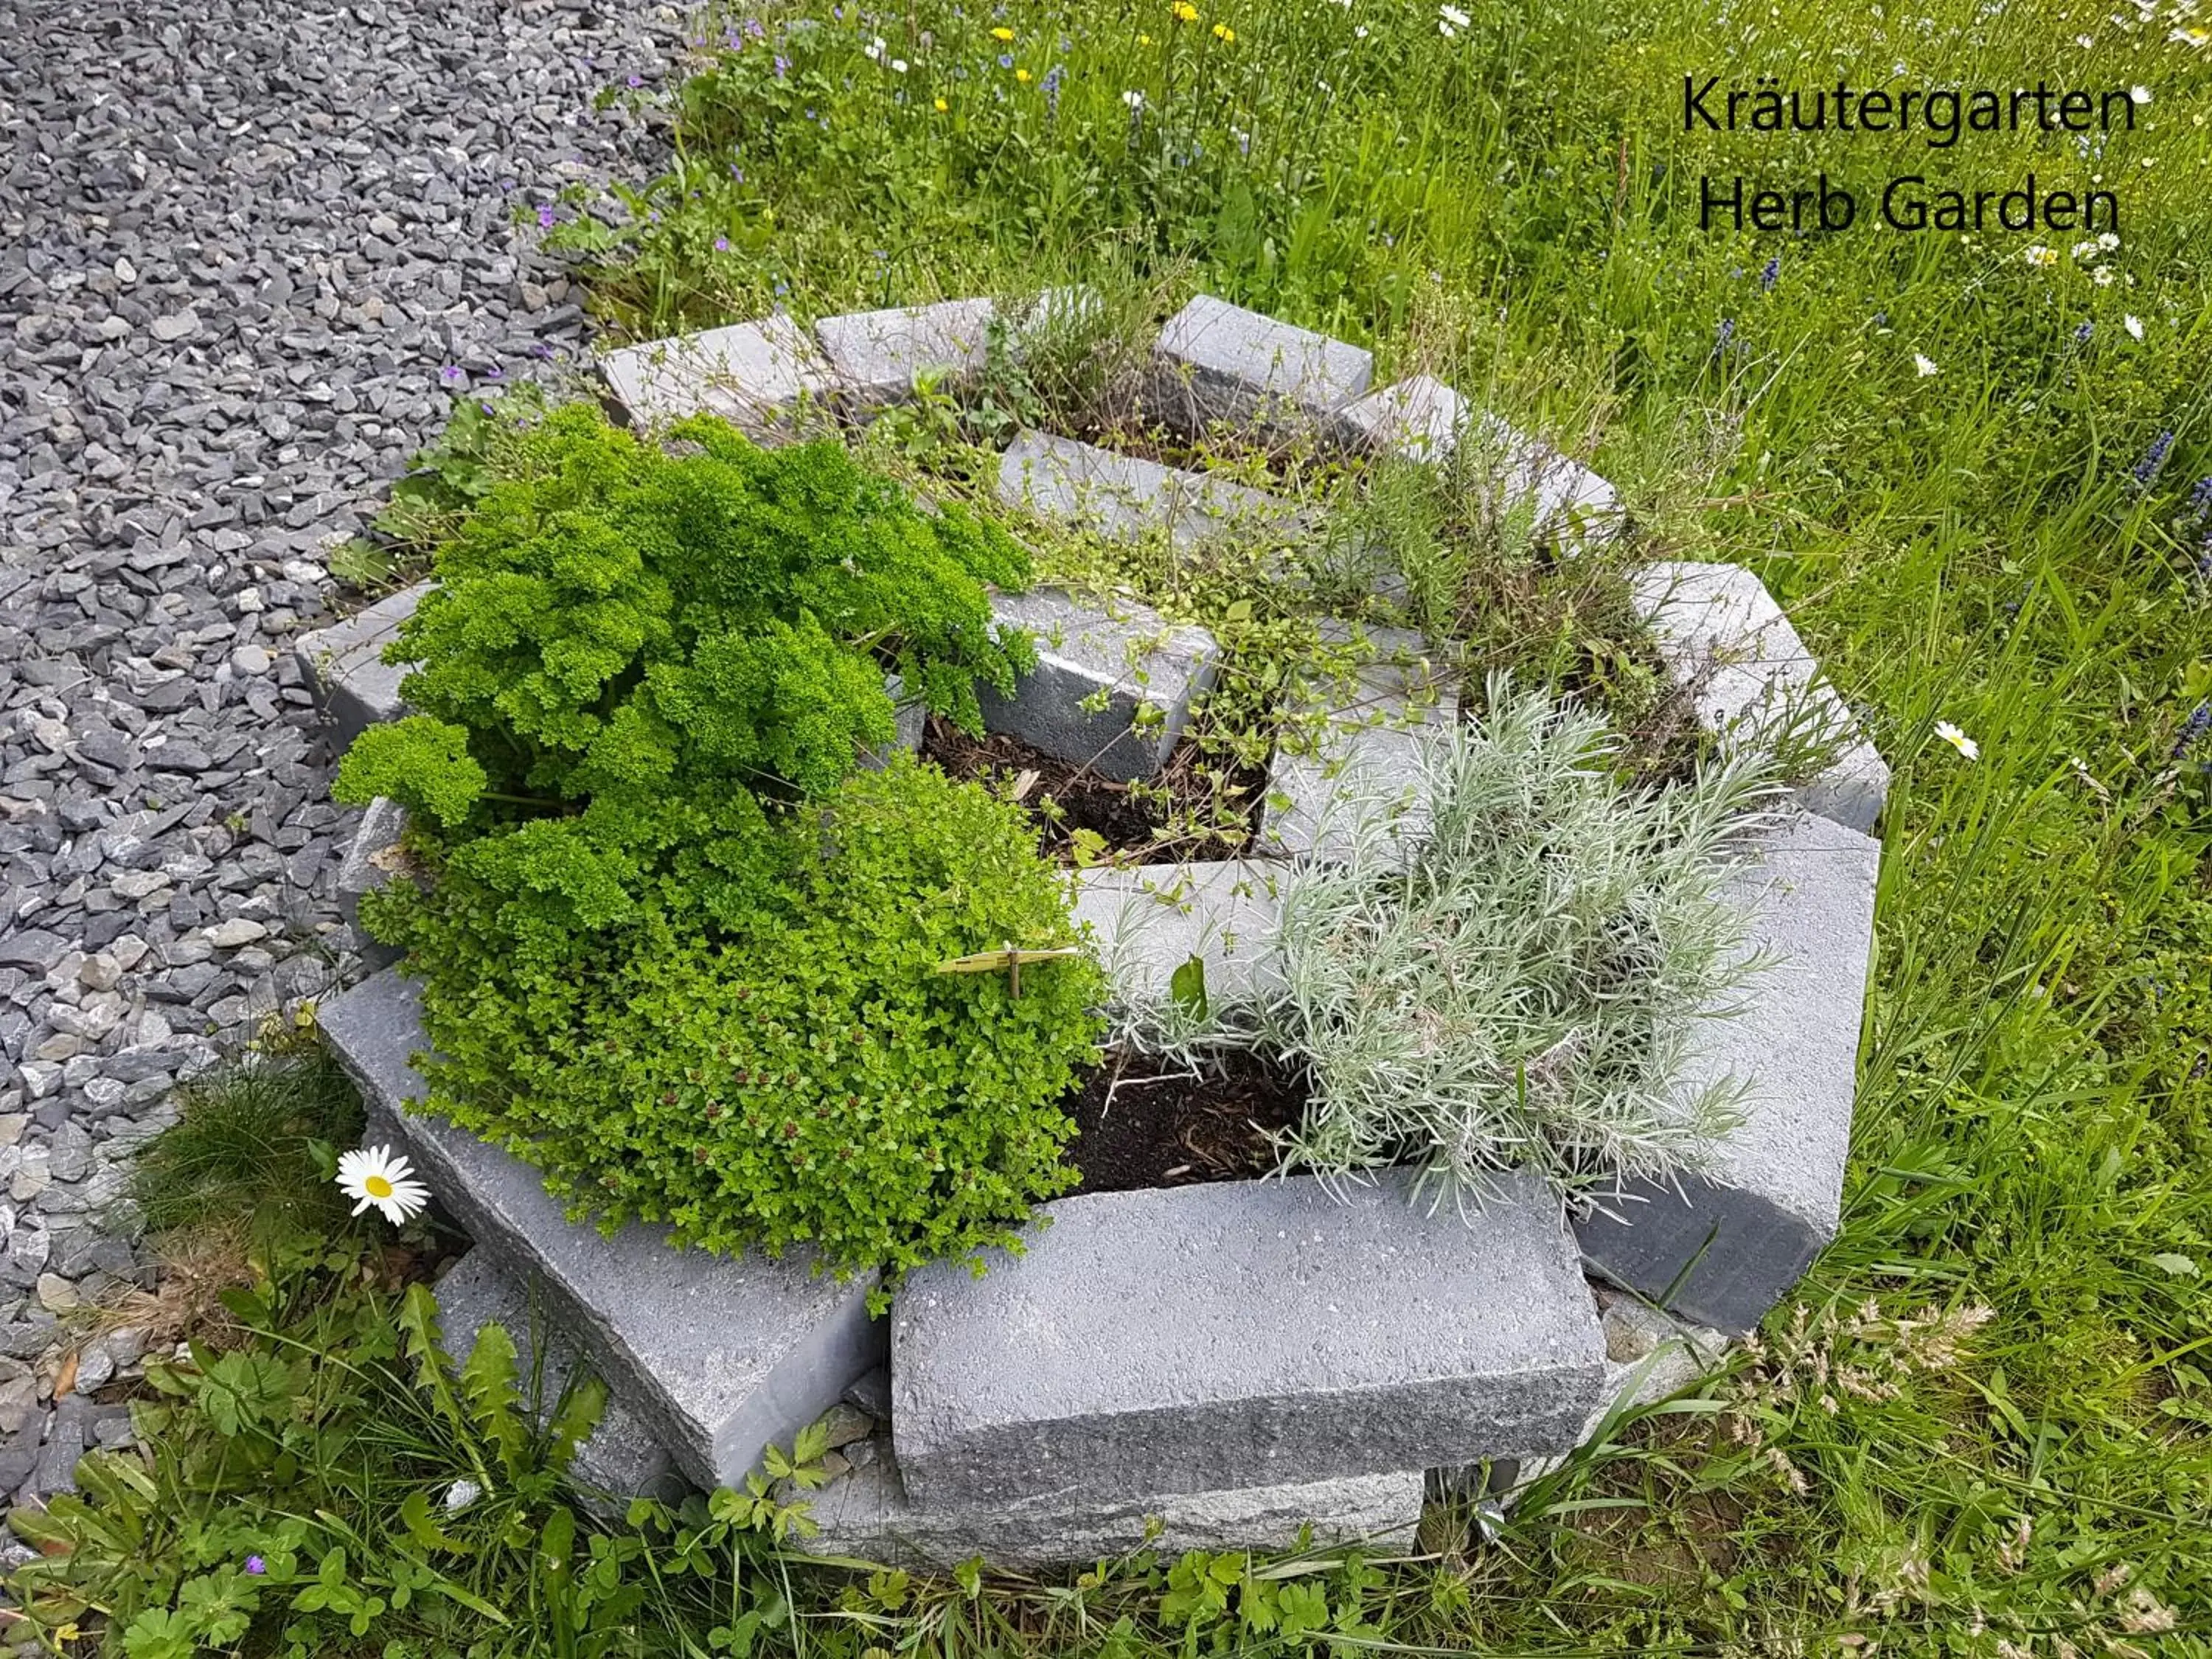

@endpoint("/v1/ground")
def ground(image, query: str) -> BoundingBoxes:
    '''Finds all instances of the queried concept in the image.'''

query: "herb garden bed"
[309,292,1884,1568]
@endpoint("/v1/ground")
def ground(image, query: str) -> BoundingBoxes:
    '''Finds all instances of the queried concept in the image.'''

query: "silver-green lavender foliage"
[1253,676,1781,1204]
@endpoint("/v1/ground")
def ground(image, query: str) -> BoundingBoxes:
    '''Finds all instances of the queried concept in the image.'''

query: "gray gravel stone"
[0,0,672,1424]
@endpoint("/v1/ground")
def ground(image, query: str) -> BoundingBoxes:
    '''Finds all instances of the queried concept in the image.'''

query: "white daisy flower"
[1121,88,1144,108]
[1934,720,1980,762]
[1914,353,1938,376]
[2093,265,2115,286]
[2124,314,2145,338]
[2130,84,2152,103]
[337,1144,431,1225]
[1439,3,1470,35]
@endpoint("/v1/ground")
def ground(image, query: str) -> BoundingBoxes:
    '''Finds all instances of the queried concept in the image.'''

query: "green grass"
[557,0,2212,1646]
[130,1041,368,1253]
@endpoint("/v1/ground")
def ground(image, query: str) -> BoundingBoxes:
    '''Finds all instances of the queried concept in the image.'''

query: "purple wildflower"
[438,365,464,387]
[773,54,790,76]
[2174,702,2211,759]
[997,52,1013,68]
[1759,254,1779,291]
[479,401,496,416]
[483,365,503,380]
[625,72,643,88]
[537,202,556,229]
[2133,429,2174,490]
[1713,317,1735,355]
[2188,474,2212,518]
[245,1557,266,1576]
[714,235,730,251]
[2073,319,2093,343]
[773,276,790,297]
[745,18,765,38]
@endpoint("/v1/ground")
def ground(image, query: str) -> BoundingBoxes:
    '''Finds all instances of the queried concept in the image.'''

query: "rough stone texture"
[334,795,407,972]
[1151,295,1371,434]
[803,1436,1425,1571]
[318,968,886,1489]
[814,299,995,411]
[1071,860,1288,1012]
[978,586,1220,784]
[291,581,431,756]
[434,1248,692,1511]
[1333,377,1623,547]
[892,1169,1604,1508]
[599,314,838,435]
[1262,628,1457,862]
[0,0,673,1501]
[1575,810,1879,1334]
[1628,562,1889,834]
[996,428,1310,552]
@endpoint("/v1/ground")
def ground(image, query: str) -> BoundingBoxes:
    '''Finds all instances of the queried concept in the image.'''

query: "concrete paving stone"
[814,298,996,411]
[1261,635,1457,863]
[892,1168,1604,1507]
[1333,377,1624,548]
[598,314,838,436]
[1574,810,1878,1334]
[291,581,431,757]
[1151,295,1372,434]
[995,429,1311,552]
[1071,860,1289,1016]
[318,968,885,1490]
[335,795,408,973]
[433,1248,690,1512]
[1628,562,1890,834]
[978,586,1220,784]
[801,1436,1425,1571]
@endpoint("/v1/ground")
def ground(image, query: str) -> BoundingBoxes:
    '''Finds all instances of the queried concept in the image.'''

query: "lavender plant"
[1253,678,1781,1203]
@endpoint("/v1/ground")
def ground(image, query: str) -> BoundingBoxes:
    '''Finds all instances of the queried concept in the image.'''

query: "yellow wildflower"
[933,96,947,111]
[991,25,1014,40]
[1138,32,1154,44]
[1172,1,1198,21]
[1016,66,1031,80]
[1213,21,1235,39]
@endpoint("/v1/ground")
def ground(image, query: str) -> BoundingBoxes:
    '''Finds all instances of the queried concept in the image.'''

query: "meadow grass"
[301,0,2212,1649]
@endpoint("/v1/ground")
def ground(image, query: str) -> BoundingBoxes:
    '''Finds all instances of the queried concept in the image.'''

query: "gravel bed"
[0,0,673,1509]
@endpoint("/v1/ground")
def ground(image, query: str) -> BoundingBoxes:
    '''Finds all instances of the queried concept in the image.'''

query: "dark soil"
[923,717,1265,865]
[1062,1048,1308,1195]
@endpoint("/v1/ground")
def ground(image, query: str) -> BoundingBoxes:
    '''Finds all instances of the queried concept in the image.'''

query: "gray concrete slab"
[1573,810,1878,1333]
[995,429,1310,552]
[292,580,431,755]
[335,795,408,971]
[318,968,885,1490]
[1151,295,1371,434]
[800,1436,1424,1571]
[978,585,1219,783]
[433,1249,691,1512]
[1261,642,1457,863]
[1072,860,1290,1017]
[891,1169,1604,1506]
[815,299,997,411]
[598,314,838,435]
[1630,562,1890,834]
